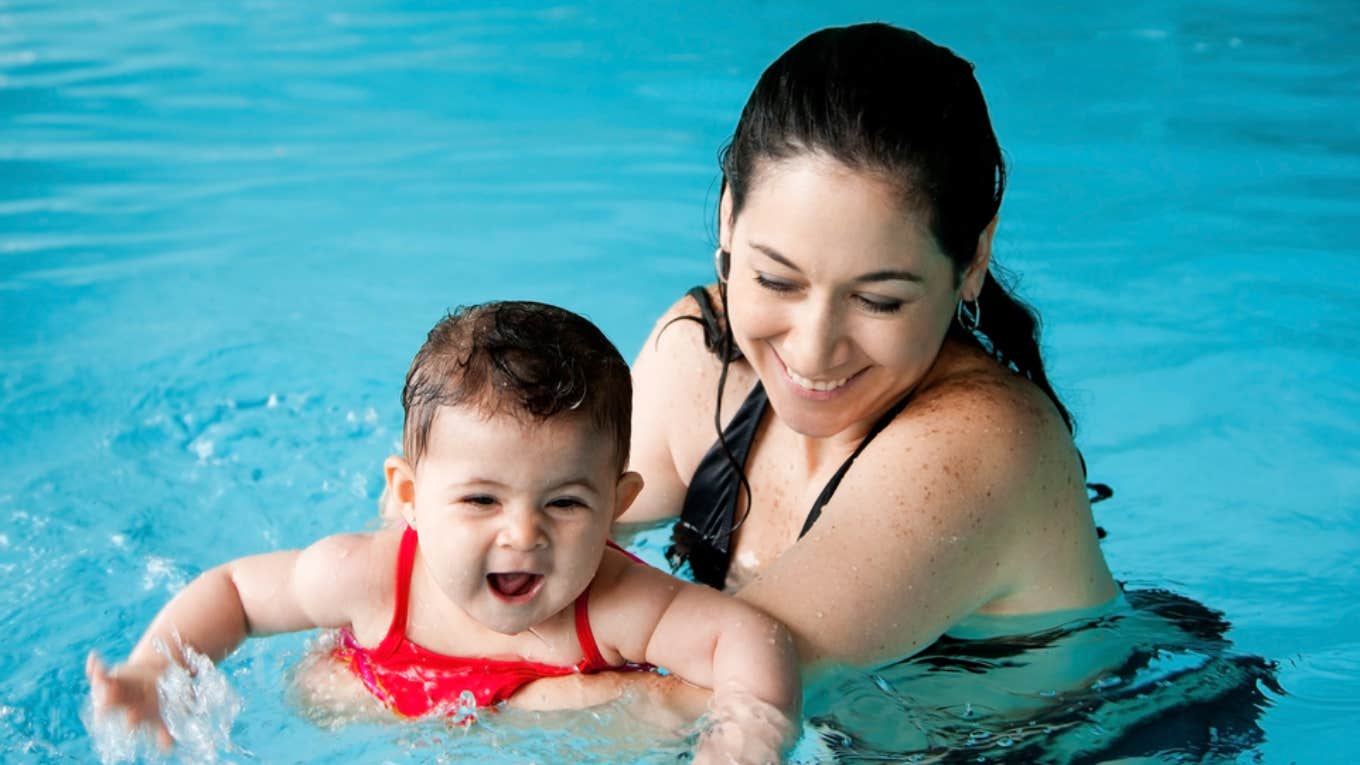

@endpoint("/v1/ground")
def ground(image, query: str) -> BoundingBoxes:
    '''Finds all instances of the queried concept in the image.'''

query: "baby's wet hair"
[401,301,632,469]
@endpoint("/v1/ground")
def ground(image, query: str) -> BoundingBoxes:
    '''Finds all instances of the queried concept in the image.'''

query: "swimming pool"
[2,1,1357,762]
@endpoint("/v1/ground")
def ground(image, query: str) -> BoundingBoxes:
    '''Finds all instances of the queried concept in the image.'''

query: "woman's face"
[723,154,985,440]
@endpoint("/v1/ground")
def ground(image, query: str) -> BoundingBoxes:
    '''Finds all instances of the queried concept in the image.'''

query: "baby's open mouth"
[487,572,544,602]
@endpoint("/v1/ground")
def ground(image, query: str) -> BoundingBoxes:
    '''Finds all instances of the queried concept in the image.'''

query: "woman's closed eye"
[853,293,905,314]
[754,272,799,293]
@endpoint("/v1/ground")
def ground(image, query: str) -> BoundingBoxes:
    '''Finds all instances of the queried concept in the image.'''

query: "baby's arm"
[594,555,800,764]
[85,533,378,747]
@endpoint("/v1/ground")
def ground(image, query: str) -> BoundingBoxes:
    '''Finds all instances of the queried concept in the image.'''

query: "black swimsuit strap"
[798,391,914,537]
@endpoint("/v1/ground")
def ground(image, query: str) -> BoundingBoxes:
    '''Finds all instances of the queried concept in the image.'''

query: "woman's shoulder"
[632,287,759,447]
[637,285,731,374]
[864,343,1086,505]
[912,343,1074,449]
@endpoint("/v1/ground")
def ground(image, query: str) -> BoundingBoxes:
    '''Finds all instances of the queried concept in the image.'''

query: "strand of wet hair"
[714,283,756,537]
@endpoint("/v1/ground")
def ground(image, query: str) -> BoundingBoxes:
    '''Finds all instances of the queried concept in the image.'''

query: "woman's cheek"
[728,286,786,343]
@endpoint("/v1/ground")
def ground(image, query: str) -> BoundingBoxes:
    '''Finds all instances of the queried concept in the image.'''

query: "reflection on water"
[803,588,1279,764]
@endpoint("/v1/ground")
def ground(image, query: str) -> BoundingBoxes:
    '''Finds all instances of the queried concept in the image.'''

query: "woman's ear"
[963,215,998,300]
[718,180,734,255]
[384,455,417,527]
[611,471,646,521]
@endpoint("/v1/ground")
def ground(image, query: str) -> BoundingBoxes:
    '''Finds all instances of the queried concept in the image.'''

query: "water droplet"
[450,690,478,725]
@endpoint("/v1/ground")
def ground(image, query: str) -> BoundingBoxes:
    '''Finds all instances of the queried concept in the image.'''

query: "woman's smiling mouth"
[785,367,850,392]
[771,348,863,400]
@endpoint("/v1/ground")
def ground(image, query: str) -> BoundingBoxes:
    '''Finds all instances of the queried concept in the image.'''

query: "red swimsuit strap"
[572,540,644,672]
[372,524,420,659]
[573,582,608,671]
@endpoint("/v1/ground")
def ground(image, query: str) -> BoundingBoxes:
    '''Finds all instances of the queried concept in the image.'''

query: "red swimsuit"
[332,525,627,717]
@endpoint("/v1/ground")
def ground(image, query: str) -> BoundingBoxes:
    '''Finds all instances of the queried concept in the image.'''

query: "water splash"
[83,639,245,764]
[449,690,478,726]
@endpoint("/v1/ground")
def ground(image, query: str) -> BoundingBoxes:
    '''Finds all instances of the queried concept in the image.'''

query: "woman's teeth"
[787,368,849,392]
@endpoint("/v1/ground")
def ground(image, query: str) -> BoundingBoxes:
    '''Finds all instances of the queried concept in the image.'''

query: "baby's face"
[404,405,633,635]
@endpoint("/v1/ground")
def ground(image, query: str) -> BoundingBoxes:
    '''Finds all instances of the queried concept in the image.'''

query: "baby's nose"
[498,509,547,550]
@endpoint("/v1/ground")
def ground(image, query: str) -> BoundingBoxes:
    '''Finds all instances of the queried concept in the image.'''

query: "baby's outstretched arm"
[85,534,376,746]
[595,555,801,764]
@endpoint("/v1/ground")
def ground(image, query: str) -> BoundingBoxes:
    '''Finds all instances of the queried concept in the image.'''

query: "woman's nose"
[785,298,850,374]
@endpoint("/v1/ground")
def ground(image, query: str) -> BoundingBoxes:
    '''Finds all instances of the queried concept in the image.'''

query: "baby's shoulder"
[581,547,683,656]
[294,528,402,624]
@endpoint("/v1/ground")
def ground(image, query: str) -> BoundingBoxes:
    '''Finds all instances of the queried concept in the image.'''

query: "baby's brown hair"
[401,301,631,470]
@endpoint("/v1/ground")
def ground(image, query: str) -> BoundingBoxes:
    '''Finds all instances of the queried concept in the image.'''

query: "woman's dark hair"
[719,22,1073,431]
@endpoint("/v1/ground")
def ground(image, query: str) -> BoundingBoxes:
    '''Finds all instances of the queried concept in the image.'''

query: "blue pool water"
[2,1,1357,762]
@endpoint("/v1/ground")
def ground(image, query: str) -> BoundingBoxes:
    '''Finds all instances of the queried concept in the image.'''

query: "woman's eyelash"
[757,272,904,314]
[754,273,797,292]
[855,295,904,314]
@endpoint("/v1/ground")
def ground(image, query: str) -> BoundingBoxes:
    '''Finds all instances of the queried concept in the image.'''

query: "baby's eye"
[547,497,587,511]
[460,495,498,507]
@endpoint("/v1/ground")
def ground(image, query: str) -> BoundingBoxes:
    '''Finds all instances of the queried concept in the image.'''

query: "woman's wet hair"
[401,301,632,469]
[719,22,1074,431]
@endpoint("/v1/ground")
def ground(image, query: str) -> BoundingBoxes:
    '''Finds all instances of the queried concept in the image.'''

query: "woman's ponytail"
[962,271,1075,434]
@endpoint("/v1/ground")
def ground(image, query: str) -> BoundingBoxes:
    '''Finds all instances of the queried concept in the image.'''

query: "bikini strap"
[572,582,609,671]
[572,541,642,672]
[799,392,915,537]
[373,524,419,658]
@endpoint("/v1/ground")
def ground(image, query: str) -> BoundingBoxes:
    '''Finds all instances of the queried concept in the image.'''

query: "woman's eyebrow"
[750,242,802,271]
[750,241,923,283]
[855,268,923,284]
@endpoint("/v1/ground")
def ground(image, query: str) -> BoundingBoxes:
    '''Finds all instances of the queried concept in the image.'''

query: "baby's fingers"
[152,720,173,752]
[86,654,176,752]
[85,652,113,707]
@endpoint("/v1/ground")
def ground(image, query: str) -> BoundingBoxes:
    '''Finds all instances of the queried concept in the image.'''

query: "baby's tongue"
[490,572,537,597]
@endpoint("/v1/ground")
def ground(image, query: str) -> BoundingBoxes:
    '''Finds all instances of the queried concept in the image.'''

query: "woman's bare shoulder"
[904,349,1078,472]
[634,286,734,387]
[832,351,1089,552]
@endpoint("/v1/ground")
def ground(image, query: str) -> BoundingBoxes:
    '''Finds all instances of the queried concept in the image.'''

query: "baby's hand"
[691,689,796,765]
[85,651,173,751]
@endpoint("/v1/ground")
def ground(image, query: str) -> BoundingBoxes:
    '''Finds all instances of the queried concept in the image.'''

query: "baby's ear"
[611,471,645,520]
[384,456,417,527]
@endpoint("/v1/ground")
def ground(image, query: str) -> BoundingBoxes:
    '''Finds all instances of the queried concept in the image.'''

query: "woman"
[458,25,1278,762]
[621,21,1118,665]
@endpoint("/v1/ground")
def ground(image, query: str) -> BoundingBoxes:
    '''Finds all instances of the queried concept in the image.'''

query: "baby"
[86,301,799,763]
